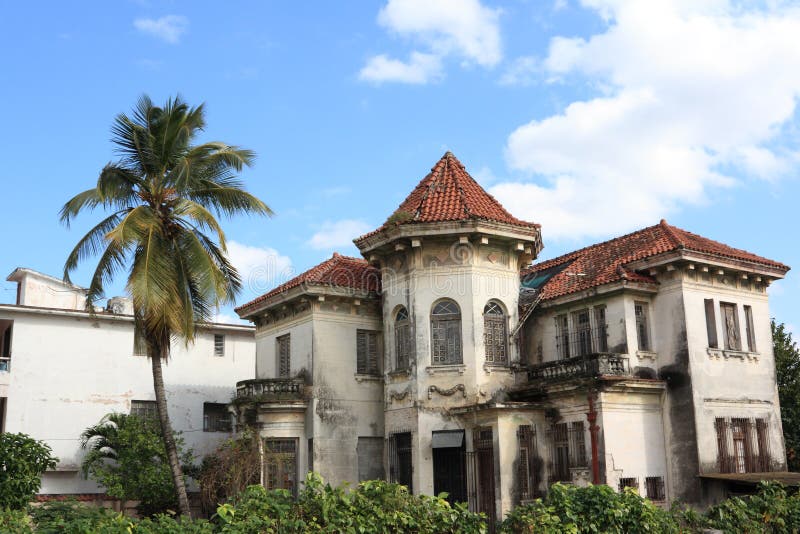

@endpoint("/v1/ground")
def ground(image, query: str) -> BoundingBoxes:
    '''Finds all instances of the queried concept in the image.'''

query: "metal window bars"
[714,417,771,474]
[517,425,540,501]
[547,421,588,483]
[645,476,666,501]
[555,326,610,359]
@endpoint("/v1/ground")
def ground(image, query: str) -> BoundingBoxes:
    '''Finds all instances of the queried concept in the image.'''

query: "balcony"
[527,353,630,385]
[234,378,305,404]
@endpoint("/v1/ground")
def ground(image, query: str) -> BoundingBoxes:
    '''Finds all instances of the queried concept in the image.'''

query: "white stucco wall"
[0,306,255,494]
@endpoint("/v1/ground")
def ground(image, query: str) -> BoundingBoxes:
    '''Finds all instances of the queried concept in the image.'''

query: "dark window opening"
[549,421,587,483]
[619,477,639,493]
[715,417,770,473]
[433,430,467,505]
[388,432,413,492]
[555,315,570,359]
[470,427,497,526]
[744,305,756,352]
[517,425,539,501]
[645,476,666,501]
[705,299,718,348]
[203,402,231,432]
[635,302,651,351]
[0,322,12,372]
[594,307,608,352]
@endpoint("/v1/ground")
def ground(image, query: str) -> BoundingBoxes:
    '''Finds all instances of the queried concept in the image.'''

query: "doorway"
[432,430,467,504]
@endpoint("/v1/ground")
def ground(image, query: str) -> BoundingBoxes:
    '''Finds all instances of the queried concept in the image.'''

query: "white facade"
[0,269,255,495]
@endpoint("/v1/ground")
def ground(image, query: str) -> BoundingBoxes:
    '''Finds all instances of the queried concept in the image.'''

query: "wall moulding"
[427,383,466,400]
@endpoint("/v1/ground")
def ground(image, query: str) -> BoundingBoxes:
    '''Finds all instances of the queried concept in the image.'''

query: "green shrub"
[499,483,679,534]
[81,412,195,517]
[216,472,485,533]
[0,508,34,534]
[0,433,58,510]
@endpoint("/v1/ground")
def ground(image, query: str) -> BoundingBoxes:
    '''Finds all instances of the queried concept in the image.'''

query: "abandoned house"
[0,268,255,497]
[233,151,791,520]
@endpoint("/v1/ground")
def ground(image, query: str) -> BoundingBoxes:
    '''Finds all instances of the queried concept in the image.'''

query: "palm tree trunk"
[150,340,192,517]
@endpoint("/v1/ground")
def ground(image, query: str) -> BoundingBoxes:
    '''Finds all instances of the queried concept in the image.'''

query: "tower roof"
[356,152,539,246]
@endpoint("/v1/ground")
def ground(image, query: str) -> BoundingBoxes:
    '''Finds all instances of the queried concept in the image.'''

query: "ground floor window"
[203,402,231,432]
[645,476,666,501]
[714,417,770,473]
[618,477,639,493]
[264,438,297,495]
[517,425,539,501]
[548,421,587,483]
[388,432,413,492]
[432,430,467,505]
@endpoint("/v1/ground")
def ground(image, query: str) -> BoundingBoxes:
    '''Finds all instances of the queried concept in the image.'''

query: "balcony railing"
[235,378,305,402]
[527,353,630,384]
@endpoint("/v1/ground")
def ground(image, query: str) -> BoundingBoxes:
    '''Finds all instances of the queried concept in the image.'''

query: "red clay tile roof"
[356,152,538,243]
[524,219,788,301]
[235,253,380,315]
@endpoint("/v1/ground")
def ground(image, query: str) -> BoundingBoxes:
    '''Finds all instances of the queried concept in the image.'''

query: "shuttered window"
[744,305,756,352]
[431,300,462,365]
[357,330,380,375]
[635,302,651,351]
[214,334,225,357]
[277,334,291,378]
[720,302,741,350]
[483,301,507,364]
[395,307,412,370]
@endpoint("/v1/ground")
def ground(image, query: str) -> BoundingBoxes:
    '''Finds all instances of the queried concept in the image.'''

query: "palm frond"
[63,210,130,283]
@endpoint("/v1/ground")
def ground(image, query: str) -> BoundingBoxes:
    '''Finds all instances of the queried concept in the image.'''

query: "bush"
[198,429,260,513]
[0,508,33,534]
[0,433,58,510]
[81,412,195,517]
[216,472,485,533]
[499,483,679,533]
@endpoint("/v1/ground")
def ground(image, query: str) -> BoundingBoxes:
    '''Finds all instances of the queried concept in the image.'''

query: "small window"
[388,432,413,492]
[133,333,147,357]
[357,330,381,375]
[635,302,651,351]
[483,301,507,364]
[705,299,718,348]
[720,302,741,351]
[130,400,158,420]
[203,402,231,432]
[214,334,225,357]
[277,334,291,378]
[0,322,12,371]
[572,309,591,356]
[619,477,639,493]
[645,477,665,501]
[395,307,411,370]
[744,305,756,352]
[431,300,462,365]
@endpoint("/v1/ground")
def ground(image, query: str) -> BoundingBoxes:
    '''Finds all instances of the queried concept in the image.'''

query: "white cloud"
[213,311,249,325]
[308,220,371,251]
[226,241,293,297]
[133,15,188,44]
[360,0,501,84]
[499,56,540,86]
[359,52,443,84]
[493,1,800,240]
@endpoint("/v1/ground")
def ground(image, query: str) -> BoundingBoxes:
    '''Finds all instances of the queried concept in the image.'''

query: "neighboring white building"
[0,268,255,496]
[232,151,791,519]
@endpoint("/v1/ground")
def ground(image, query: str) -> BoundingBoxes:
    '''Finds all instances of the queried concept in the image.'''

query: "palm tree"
[61,95,271,516]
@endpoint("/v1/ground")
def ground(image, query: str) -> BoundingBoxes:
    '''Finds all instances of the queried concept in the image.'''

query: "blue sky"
[0,0,798,331]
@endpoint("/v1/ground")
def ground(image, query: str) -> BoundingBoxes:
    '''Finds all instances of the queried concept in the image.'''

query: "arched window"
[484,301,507,364]
[395,306,411,370]
[431,300,462,365]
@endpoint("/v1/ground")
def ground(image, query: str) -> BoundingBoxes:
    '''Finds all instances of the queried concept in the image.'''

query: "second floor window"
[744,305,756,352]
[214,334,225,357]
[635,302,651,351]
[357,330,380,375]
[720,302,741,351]
[130,400,157,420]
[483,301,507,364]
[555,314,570,359]
[431,300,462,365]
[395,307,411,370]
[277,334,291,378]
[572,309,592,356]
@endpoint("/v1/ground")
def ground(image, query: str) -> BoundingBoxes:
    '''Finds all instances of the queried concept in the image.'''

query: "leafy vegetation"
[0,433,58,510]
[80,412,195,516]
[774,319,800,470]
[198,429,261,514]
[60,95,271,516]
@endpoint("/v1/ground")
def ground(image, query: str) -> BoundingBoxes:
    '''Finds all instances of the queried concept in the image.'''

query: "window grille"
[720,302,741,350]
[549,421,587,483]
[483,301,507,364]
[517,425,539,501]
[594,306,608,352]
[130,400,157,420]
[555,315,570,359]
[619,477,639,493]
[715,417,770,473]
[431,300,462,365]
[572,309,592,356]
[277,334,291,378]
[263,438,297,495]
[203,402,231,432]
[635,302,651,351]
[645,477,665,501]
[357,330,380,375]
[213,334,225,357]
[388,432,413,492]
[395,307,412,370]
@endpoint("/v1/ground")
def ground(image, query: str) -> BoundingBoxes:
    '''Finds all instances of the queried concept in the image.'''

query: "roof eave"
[536,280,659,309]
[625,250,789,279]
[236,284,377,319]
